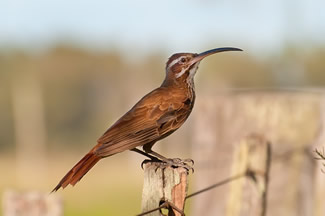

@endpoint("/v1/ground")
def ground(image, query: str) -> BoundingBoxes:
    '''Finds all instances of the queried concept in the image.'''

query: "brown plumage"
[52,47,242,192]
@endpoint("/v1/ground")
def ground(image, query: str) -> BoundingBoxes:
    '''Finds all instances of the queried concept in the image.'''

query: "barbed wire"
[136,169,251,216]
[136,145,319,216]
[137,200,185,216]
[315,147,325,173]
[185,171,248,200]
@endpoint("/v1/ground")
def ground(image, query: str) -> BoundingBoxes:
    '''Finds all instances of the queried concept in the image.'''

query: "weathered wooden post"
[140,162,189,216]
[226,134,271,216]
[3,190,63,216]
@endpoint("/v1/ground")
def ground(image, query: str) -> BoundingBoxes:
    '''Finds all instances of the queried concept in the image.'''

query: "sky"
[1,0,325,56]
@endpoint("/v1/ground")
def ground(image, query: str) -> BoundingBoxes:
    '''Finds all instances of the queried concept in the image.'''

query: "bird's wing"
[94,88,190,157]
[51,88,192,191]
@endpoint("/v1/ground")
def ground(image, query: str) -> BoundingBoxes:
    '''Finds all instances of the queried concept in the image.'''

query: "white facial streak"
[167,56,187,70]
[176,62,199,79]
[188,62,199,78]
[175,67,187,78]
[168,58,180,69]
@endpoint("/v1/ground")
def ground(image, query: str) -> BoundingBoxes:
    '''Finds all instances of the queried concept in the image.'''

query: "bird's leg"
[131,148,160,160]
[145,150,169,161]
[131,148,162,169]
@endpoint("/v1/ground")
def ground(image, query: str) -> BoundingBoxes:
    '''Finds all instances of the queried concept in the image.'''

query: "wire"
[136,171,248,215]
[185,172,246,200]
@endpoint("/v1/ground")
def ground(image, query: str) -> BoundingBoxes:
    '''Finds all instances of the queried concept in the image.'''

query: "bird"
[52,47,242,192]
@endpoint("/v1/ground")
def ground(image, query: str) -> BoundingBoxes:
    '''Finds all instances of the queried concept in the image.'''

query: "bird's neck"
[160,74,196,104]
[161,73,194,90]
[161,63,199,90]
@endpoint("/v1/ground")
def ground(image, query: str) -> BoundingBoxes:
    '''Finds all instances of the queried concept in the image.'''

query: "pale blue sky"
[1,0,325,55]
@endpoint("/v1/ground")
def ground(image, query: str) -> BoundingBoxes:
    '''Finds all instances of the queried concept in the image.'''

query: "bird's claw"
[164,158,195,173]
[183,158,194,166]
[141,157,162,169]
[141,157,194,173]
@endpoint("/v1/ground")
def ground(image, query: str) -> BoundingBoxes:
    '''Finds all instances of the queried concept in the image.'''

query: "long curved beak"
[190,47,243,65]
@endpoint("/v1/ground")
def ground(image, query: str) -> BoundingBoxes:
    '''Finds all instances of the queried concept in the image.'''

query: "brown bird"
[52,47,242,192]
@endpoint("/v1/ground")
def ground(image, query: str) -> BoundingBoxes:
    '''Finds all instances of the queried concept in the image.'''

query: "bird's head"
[164,47,242,84]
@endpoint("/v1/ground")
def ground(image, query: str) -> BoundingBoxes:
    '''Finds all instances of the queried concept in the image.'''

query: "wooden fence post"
[3,190,63,216]
[140,162,189,216]
[226,134,271,216]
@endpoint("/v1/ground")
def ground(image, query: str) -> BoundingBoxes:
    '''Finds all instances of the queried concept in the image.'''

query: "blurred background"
[1,0,325,215]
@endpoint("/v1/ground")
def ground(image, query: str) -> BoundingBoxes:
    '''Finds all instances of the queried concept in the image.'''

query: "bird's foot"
[141,157,163,169]
[141,157,194,173]
[163,158,195,173]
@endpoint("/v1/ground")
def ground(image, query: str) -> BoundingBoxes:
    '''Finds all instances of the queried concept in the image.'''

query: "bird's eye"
[180,57,186,63]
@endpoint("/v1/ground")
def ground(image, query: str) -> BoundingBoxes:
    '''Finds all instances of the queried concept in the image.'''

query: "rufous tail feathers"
[52,152,100,192]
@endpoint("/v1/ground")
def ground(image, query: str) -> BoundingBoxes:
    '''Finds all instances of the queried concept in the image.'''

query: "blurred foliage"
[1,44,325,215]
[1,45,325,151]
